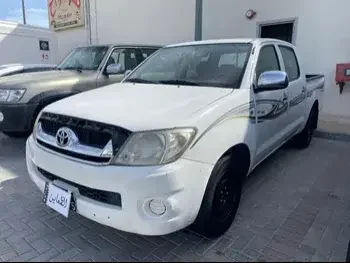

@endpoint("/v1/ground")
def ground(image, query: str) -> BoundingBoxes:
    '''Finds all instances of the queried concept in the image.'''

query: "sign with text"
[48,0,85,31]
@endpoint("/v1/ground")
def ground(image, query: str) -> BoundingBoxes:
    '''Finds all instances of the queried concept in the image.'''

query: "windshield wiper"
[124,78,159,84]
[158,79,201,86]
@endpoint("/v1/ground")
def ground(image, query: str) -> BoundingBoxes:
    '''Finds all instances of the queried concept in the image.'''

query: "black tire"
[293,106,318,149]
[190,153,245,238]
[3,131,31,138]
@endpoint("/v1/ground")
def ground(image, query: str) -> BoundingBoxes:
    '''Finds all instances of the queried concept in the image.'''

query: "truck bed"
[306,74,325,93]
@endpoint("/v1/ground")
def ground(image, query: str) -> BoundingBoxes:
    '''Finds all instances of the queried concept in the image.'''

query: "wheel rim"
[213,176,238,222]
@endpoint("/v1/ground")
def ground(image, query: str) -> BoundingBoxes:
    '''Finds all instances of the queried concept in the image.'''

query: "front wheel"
[190,154,244,238]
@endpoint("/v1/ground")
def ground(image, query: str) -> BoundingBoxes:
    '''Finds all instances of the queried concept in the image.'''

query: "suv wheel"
[190,153,245,238]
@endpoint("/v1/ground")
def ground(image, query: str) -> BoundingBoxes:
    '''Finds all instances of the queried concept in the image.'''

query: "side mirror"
[105,63,123,75]
[124,69,132,78]
[256,71,289,92]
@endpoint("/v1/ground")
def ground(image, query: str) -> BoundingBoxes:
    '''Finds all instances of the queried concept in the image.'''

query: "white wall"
[0,21,58,64]
[202,0,350,120]
[55,0,196,59]
[92,0,196,46]
[55,27,89,62]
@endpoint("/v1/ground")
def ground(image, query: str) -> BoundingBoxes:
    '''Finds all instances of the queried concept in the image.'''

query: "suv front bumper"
[0,103,38,132]
[26,135,213,236]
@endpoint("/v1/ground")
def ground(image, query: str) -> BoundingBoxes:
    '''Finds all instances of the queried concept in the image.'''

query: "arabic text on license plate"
[44,183,71,217]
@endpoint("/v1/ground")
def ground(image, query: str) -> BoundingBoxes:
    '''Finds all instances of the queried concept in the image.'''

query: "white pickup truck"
[26,38,324,238]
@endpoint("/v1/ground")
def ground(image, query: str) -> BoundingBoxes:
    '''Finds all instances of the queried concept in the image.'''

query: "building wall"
[92,0,196,46]
[0,21,58,64]
[202,0,350,120]
[55,0,196,61]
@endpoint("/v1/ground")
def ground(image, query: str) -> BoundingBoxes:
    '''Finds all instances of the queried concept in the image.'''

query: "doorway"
[259,21,295,44]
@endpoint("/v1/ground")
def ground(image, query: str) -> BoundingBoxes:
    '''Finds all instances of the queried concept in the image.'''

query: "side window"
[141,48,158,60]
[107,48,138,72]
[279,46,300,81]
[255,45,280,80]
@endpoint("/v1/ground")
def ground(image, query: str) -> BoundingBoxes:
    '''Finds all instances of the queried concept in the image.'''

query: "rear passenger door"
[254,44,290,164]
[277,45,306,135]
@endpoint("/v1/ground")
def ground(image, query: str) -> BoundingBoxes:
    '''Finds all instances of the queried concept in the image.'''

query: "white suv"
[26,38,324,238]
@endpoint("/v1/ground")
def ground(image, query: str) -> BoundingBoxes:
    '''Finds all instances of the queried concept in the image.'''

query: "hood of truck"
[0,70,97,103]
[43,83,232,131]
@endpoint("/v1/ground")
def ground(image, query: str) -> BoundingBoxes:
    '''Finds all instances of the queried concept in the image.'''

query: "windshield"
[57,46,109,70]
[124,43,252,88]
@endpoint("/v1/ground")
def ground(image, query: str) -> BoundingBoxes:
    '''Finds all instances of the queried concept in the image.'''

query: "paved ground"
[0,133,350,262]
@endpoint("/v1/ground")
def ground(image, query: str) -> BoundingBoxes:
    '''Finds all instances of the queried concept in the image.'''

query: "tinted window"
[141,48,158,60]
[279,46,300,81]
[256,45,280,79]
[108,48,138,73]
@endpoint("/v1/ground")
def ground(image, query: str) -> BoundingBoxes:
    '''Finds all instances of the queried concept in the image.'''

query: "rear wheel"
[293,106,318,149]
[190,153,246,238]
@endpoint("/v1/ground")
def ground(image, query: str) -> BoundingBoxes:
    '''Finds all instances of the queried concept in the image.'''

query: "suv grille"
[38,167,122,207]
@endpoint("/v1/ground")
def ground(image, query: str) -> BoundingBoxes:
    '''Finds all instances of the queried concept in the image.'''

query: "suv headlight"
[0,89,26,103]
[32,111,43,140]
[112,127,197,166]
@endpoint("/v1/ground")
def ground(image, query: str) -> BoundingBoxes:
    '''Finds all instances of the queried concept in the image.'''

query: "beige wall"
[202,0,350,121]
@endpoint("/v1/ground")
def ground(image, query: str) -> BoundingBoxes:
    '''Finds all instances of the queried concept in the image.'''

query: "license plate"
[43,183,72,217]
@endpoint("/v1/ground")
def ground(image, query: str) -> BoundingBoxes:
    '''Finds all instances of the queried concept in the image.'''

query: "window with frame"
[141,48,158,60]
[255,45,280,80]
[278,45,300,81]
[108,48,138,72]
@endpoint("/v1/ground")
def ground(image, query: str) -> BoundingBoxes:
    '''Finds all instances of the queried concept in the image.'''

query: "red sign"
[336,63,350,83]
[49,0,81,18]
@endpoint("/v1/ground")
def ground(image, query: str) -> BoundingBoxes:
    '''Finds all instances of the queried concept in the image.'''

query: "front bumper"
[26,135,214,236]
[0,103,38,132]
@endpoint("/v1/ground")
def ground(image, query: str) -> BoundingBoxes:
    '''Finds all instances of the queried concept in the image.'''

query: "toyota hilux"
[26,38,325,238]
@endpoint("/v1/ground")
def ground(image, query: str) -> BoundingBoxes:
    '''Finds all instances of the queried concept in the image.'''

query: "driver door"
[97,48,139,87]
[254,44,291,164]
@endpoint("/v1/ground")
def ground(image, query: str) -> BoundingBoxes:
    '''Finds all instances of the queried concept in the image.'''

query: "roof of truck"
[75,44,163,49]
[167,38,293,47]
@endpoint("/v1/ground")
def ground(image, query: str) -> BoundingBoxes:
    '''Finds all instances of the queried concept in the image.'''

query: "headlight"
[32,111,43,139]
[112,128,197,166]
[0,89,26,103]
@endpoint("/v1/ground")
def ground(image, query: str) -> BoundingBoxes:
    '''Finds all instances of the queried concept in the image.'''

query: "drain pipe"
[194,0,202,41]
[85,0,92,45]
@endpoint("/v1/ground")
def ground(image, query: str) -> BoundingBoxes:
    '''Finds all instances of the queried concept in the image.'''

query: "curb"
[314,130,350,143]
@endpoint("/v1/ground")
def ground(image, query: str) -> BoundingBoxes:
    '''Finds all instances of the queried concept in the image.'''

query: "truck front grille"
[39,112,131,149]
[37,112,132,164]
[38,167,122,207]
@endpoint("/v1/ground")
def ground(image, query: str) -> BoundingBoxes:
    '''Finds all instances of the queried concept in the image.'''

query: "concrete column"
[194,0,202,41]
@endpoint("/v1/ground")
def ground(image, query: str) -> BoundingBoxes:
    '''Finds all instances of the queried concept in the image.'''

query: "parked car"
[0,64,57,77]
[26,38,325,238]
[0,44,161,137]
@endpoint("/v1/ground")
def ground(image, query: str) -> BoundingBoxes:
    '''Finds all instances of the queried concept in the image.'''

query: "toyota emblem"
[56,127,73,147]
